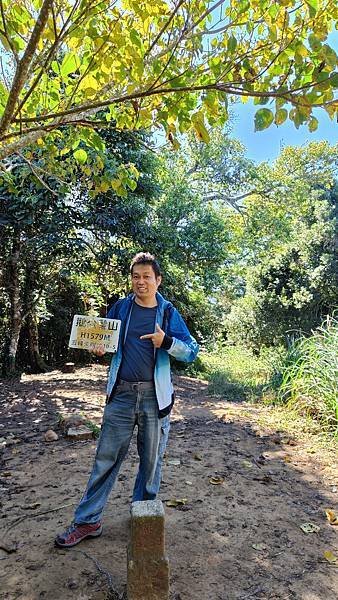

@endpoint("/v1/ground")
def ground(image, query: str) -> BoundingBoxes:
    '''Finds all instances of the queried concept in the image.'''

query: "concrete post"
[127,500,169,600]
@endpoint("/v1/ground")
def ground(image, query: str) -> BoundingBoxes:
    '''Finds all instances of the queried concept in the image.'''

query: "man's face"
[131,263,161,303]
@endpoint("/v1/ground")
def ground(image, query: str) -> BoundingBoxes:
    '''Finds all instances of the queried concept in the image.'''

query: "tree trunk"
[24,262,49,373]
[27,310,49,373]
[3,231,22,375]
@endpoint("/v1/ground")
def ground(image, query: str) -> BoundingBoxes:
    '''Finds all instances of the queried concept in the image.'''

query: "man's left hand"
[140,323,165,348]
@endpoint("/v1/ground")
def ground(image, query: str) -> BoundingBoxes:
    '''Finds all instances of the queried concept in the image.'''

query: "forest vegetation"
[0,1,337,438]
[1,128,337,436]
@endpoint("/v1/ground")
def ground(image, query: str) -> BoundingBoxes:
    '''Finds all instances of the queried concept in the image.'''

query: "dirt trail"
[0,366,337,600]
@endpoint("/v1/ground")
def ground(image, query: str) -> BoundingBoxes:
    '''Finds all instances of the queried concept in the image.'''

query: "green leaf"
[0,82,8,107]
[308,34,321,52]
[289,108,306,129]
[51,61,60,75]
[60,53,79,77]
[126,177,137,191]
[227,35,237,53]
[129,28,143,50]
[79,74,99,96]
[254,96,269,105]
[268,5,279,19]
[324,103,337,120]
[275,108,288,126]
[305,0,318,11]
[254,108,274,131]
[13,5,31,24]
[305,0,318,17]
[73,149,88,164]
[308,116,318,132]
[0,33,11,51]
[191,112,210,143]
[321,44,338,68]
[329,72,338,88]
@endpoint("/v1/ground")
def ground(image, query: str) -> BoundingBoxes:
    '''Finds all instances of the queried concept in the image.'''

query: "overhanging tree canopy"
[0,0,337,160]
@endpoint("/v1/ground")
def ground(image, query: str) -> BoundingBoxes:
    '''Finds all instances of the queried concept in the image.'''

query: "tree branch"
[153,0,227,61]
[0,0,19,63]
[9,73,335,126]
[203,188,274,212]
[189,0,226,34]
[16,151,58,196]
[0,75,335,160]
[144,0,186,59]
[0,0,53,137]
[13,0,84,119]
[0,118,110,144]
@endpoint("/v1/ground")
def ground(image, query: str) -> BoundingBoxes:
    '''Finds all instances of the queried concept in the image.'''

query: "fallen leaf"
[242,460,254,468]
[283,455,292,463]
[21,502,41,510]
[325,508,338,525]
[166,498,187,508]
[300,522,320,534]
[220,414,234,424]
[323,550,337,563]
[193,454,202,461]
[252,543,267,551]
[209,476,224,485]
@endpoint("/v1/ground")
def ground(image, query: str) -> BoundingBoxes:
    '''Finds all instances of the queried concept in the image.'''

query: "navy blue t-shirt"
[119,302,157,382]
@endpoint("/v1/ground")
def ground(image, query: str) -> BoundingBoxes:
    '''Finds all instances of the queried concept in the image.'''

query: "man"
[55,252,198,548]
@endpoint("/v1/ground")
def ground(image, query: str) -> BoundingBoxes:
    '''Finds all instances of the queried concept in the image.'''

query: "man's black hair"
[130,252,161,278]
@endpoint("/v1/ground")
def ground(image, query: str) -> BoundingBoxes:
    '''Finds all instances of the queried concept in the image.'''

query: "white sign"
[68,314,121,353]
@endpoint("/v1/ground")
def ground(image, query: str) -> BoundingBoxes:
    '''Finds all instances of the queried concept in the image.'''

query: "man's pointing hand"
[140,323,165,348]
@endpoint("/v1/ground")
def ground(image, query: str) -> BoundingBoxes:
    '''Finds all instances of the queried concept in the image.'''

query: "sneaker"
[55,521,102,548]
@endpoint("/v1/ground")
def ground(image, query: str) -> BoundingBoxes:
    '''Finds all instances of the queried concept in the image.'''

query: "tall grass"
[278,316,338,436]
[185,346,269,401]
[183,317,338,438]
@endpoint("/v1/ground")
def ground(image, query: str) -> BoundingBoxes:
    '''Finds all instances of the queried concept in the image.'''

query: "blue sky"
[230,101,337,163]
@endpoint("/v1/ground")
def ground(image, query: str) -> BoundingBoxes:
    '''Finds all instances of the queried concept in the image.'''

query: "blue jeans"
[74,382,170,525]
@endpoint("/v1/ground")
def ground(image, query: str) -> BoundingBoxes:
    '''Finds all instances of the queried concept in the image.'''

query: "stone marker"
[127,500,169,600]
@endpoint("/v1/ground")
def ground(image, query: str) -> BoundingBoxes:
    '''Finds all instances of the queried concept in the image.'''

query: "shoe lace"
[64,522,78,536]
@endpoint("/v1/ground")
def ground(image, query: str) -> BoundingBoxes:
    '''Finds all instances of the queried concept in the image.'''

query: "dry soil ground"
[0,365,337,600]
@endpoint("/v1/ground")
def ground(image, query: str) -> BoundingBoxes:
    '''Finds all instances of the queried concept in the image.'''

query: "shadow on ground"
[0,367,337,600]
